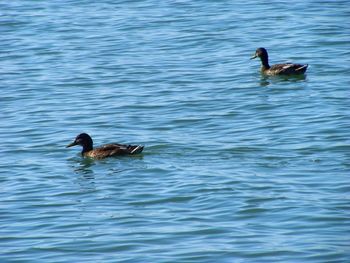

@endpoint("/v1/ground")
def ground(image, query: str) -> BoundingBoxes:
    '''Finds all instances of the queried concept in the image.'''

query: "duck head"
[66,133,93,151]
[251,47,270,69]
[251,47,268,60]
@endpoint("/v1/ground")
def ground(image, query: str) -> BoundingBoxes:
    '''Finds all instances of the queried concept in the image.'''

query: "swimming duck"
[251,47,308,75]
[66,133,144,159]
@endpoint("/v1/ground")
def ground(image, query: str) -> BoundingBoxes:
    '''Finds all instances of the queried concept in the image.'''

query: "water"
[1,1,350,262]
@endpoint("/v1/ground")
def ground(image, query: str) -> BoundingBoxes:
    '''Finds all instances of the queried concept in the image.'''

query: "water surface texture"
[1,1,350,262]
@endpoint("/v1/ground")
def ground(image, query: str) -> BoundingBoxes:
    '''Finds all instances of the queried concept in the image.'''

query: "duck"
[66,133,144,159]
[251,47,308,75]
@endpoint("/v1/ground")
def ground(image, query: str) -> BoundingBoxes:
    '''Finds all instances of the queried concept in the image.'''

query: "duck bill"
[66,141,77,148]
[250,54,257,60]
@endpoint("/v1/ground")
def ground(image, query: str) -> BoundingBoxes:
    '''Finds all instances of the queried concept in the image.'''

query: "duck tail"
[130,145,144,154]
[296,64,308,71]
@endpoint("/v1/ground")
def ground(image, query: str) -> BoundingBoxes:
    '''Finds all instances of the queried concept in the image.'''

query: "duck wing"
[89,143,144,158]
[105,143,144,154]
[270,63,308,75]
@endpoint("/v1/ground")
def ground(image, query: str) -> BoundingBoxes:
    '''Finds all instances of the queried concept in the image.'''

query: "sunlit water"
[1,1,350,262]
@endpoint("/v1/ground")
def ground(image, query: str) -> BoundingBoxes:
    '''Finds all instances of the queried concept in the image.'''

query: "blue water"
[1,1,350,262]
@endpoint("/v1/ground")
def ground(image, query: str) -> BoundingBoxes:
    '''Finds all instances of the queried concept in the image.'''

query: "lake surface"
[1,1,350,262]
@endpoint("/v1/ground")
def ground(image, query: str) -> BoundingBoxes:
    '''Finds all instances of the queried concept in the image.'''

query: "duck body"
[66,133,144,159]
[251,47,308,76]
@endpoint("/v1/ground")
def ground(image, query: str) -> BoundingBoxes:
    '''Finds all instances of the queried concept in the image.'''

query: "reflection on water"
[259,74,307,87]
[67,157,97,193]
[67,156,95,177]
[68,155,145,178]
[259,76,270,87]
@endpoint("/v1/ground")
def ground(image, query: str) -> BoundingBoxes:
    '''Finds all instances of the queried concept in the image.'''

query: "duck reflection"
[75,158,95,179]
[67,156,95,178]
[259,74,307,87]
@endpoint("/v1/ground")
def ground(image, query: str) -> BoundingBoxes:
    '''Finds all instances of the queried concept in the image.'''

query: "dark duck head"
[66,133,144,159]
[251,47,270,69]
[251,47,308,75]
[66,133,93,154]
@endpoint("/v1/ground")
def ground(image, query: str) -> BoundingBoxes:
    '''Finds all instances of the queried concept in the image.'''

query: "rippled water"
[1,1,350,262]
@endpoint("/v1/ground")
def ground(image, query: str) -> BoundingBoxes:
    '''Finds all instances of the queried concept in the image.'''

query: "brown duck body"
[251,48,308,76]
[83,143,144,159]
[67,133,144,159]
[261,63,308,75]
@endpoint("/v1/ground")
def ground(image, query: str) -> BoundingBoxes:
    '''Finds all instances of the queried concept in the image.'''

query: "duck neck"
[81,144,93,155]
[260,56,270,70]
